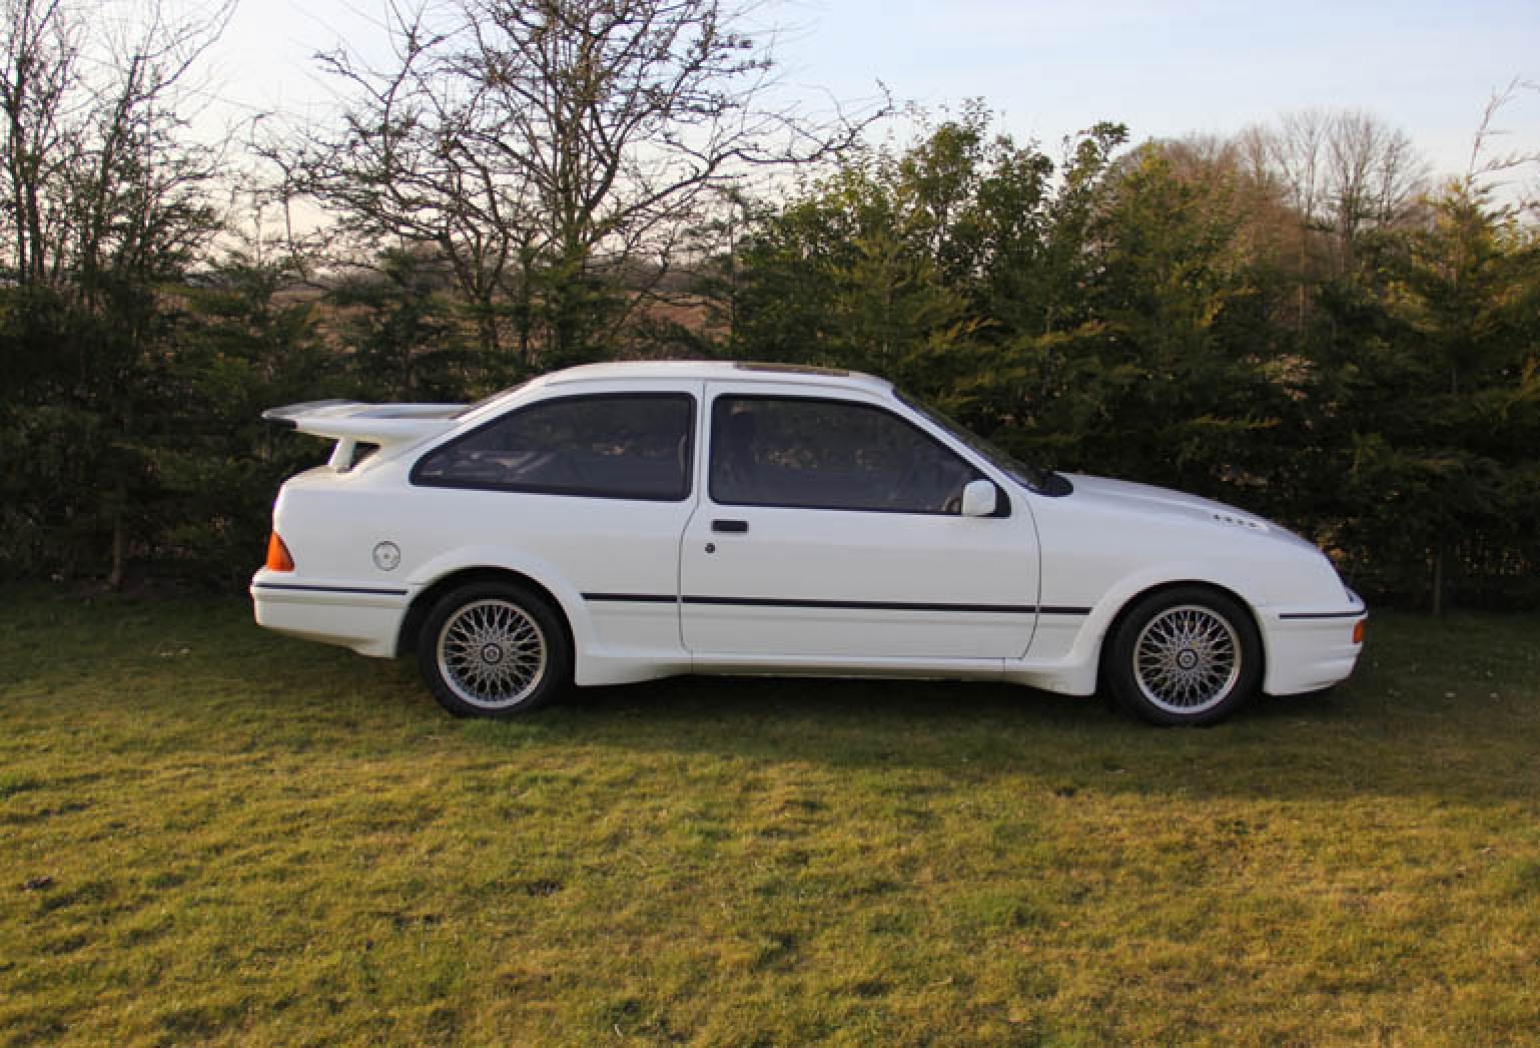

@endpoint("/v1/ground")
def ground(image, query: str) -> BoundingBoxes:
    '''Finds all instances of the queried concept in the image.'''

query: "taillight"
[266,532,295,572]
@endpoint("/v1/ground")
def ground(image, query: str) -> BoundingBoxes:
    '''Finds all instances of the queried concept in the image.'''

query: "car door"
[679,384,1040,660]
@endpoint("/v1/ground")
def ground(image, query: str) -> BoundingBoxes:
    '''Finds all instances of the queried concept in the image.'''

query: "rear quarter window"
[412,392,695,501]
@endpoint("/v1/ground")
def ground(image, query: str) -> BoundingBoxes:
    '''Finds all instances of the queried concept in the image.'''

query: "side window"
[413,393,695,501]
[710,396,980,514]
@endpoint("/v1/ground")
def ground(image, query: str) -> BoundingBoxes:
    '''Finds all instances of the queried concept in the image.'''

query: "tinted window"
[710,396,980,513]
[413,393,694,501]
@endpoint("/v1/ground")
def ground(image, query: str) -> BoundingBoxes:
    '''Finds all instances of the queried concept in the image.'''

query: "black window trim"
[707,393,1010,518]
[410,390,698,503]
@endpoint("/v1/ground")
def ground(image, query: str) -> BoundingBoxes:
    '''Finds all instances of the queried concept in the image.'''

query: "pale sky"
[211,0,1539,186]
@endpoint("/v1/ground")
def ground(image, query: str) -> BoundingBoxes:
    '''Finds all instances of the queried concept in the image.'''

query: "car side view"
[251,361,1366,725]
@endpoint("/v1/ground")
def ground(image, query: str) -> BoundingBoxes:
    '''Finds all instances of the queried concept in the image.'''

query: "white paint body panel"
[252,361,1365,701]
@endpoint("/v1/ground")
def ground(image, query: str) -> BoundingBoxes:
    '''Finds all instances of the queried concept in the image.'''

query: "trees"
[1234,109,1428,328]
[0,0,231,584]
[283,0,876,369]
[1042,144,1286,495]
[1,0,231,293]
[1,0,74,284]
[728,108,1080,409]
[1,1,1535,610]
[724,108,1540,611]
[326,247,472,401]
[726,113,1284,499]
[728,146,982,384]
[1306,180,1540,611]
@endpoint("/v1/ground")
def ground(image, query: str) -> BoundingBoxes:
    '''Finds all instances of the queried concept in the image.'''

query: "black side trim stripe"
[583,593,1090,616]
[254,582,409,597]
[1278,609,1367,620]
[684,596,1038,614]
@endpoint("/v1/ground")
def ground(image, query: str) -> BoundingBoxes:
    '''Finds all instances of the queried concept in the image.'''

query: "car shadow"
[440,669,1529,806]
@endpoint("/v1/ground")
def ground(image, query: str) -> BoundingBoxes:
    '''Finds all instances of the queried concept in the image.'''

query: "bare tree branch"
[0,0,231,292]
[277,0,887,364]
[1465,76,1540,202]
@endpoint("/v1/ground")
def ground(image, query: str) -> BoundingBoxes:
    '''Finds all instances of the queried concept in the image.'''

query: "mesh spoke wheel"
[1131,604,1242,715]
[435,598,549,710]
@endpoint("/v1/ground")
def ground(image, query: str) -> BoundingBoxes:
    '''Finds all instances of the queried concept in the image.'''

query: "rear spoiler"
[263,400,465,470]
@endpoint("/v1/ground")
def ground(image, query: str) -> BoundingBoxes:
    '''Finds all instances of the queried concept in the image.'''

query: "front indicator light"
[1352,619,1365,645]
[266,532,295,572]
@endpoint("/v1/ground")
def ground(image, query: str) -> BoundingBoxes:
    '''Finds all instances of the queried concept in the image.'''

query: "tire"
[1105,587,1262,726]
[417,582,571,718]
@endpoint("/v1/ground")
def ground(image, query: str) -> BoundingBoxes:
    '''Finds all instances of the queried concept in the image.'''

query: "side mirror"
[960,479,998,518]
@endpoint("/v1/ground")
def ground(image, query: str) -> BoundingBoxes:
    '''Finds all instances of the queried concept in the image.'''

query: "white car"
[251,361,1365,725]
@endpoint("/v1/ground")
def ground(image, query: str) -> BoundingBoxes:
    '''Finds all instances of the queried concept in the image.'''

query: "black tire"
[1104,586,1262,726]
[416,582,571,718]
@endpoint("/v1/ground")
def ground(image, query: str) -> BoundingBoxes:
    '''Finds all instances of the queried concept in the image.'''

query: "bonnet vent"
[1212,511,1267,533]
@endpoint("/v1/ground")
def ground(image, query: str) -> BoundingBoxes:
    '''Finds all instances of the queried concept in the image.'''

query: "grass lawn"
[2,588,1539,1046]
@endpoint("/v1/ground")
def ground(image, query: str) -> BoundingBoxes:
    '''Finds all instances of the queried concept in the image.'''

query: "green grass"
[2,588,1539,1046]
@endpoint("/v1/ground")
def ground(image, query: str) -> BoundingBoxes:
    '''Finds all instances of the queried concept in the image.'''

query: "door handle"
[711,519,749,534]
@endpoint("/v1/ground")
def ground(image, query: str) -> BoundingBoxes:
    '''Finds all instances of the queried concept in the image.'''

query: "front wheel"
[1105,587,1262,726]
[417,582,571,717]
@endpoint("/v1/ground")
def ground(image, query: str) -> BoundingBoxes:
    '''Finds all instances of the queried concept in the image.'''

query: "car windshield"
[898,391,1072,497]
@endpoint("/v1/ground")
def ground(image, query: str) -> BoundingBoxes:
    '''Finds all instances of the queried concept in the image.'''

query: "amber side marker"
[266,532,295,572]
[1353,619,1366,645]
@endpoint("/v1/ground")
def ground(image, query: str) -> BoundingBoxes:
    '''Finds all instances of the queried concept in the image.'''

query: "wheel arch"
[397,567,577,665]
[1093,579,1266,693]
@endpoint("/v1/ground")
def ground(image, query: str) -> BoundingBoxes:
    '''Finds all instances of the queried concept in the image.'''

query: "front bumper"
[1259,595,1367,696]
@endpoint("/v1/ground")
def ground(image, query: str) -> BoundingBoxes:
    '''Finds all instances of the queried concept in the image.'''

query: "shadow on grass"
[449,672,1464,805]
[447,608,1539,806]
[4,589,1535,804]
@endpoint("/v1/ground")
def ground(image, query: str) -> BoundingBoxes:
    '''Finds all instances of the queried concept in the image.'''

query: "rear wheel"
[1106,587,1261,726]
[417,582,570,717]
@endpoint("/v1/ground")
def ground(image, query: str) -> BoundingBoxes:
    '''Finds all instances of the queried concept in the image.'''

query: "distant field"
[2,589,1538,1045]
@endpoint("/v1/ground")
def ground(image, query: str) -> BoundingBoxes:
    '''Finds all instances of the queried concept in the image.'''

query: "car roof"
[537,360,894,396]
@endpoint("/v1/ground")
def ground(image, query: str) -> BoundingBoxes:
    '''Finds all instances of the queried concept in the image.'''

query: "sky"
[210,0,1540,186]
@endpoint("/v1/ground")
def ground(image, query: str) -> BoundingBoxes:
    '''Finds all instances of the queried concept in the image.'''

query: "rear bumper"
[1260,600,1367,696]
[250,573,412,658]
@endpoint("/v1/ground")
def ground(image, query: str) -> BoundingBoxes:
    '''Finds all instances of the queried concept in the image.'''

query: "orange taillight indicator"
[266,532,295,572]
[1352,619,1365,645]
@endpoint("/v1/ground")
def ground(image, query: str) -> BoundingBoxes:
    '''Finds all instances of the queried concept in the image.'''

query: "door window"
[710,396,980,513]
